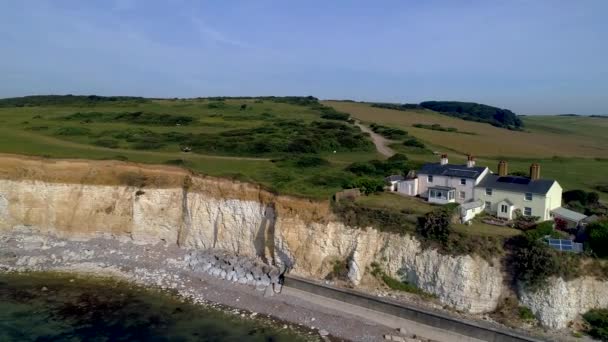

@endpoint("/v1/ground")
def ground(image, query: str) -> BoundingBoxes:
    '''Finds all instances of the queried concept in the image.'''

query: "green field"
[0,96,379,198]
[326,101,608,200]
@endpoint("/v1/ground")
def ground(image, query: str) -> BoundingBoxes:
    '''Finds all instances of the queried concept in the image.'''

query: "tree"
[417,210,451,244]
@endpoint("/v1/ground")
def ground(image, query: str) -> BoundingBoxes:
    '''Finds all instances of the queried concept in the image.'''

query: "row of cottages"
[395,154,564,223]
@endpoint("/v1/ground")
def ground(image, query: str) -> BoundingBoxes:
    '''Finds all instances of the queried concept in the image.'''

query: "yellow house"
[473,162,562,221]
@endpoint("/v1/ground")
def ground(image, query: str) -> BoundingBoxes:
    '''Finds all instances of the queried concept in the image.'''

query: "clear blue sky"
[1,0,607,114]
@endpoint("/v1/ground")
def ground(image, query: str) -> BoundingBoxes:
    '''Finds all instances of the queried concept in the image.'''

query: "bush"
[403,138,425,148]
[583,309,608,341]
[416,210,451,244]
[369,263,435,298]
[344,177,385,194]
[320,111,350,121]
[325,259,349,281]
[369,124,408,139]
[588,221,608,258]
[55,127,91,136]
[525,221,555,240]
[518,306,535,321]
[61,111,194,126]
[93,139,120,149]
[510,236,558,290]
[331,200,416,235]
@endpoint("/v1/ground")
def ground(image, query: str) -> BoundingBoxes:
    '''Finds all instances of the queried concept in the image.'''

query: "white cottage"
[474,162,562,221]
[412,154,490,204]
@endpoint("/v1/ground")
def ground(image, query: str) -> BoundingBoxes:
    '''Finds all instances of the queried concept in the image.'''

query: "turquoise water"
[0,272,316,342]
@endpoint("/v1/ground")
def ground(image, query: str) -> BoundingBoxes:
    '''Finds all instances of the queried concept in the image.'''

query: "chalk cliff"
[0,155,605,327]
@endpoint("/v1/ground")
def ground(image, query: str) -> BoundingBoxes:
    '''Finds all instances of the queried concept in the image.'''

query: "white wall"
[474,182,561,221]
[397,179,418,196]
[418,168,488,203]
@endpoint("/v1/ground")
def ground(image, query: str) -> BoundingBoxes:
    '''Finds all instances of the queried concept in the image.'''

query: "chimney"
[440,154,448,165]
[498,160,508,176]
[530,163,541,180]
[466,154,476,168]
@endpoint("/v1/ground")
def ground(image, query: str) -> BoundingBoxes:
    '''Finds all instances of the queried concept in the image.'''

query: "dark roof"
[418,163,487,179]
[429,185,455,191]
[476,174,556,195]
[385,175,405,182]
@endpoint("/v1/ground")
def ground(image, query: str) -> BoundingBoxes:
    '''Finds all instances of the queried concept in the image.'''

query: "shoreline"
[0,228,396,342]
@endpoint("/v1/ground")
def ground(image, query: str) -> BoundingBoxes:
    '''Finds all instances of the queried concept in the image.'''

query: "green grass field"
[0,97,378,198]
[325,101,608,200]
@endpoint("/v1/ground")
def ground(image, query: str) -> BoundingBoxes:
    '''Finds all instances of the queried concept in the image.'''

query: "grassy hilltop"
[0,95,606,200]
[0,96,384,198]
[325,101,608,199]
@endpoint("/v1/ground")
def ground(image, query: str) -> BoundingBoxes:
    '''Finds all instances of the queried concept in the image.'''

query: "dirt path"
[355,121,396,157]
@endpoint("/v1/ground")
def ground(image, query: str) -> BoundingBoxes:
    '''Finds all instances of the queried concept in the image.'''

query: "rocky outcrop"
[187,249,282,293]
[519,277,608,329]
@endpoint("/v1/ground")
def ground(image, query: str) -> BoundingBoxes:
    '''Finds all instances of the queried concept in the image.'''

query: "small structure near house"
[460,199,484,223]
[551,207,588,229]
[545,238,583,253]
[385,175,405,192]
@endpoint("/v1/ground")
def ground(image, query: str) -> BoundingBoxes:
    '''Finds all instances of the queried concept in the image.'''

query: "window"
[485,201,491,210]
[460,178,466,185]
[500,204,508,213]
[486,188,493,196]
[448,191,454,200]
[459,191,466,200]
[430,189,436,198]
[524,207,532,216]
[525,192,533,201]
[427,175,433,183]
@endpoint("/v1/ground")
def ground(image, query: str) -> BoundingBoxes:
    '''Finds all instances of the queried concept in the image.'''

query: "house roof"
[476,174,556,195]
[418,163,487,179]
[552,207,587,223]
[385,175,405,182]
[461,199,484,210]
[429,185,454,191]
[499,198,514,206]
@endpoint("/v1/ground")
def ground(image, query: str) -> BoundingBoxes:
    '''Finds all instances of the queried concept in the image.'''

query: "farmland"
[325,101,608,199]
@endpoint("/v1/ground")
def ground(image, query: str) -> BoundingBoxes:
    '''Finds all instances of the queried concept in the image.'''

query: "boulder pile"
[187,250,282,293]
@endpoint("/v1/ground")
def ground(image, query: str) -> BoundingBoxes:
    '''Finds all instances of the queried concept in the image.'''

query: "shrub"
[369,124,408,139]
[416,210,451,244]
[55,127,91,136]
[325,259,349,281]
[583,309,608,341]
[513,213,540,230]
[320,111,350,121]
[588,221,608,258]
[331,200,416,235]
[403,138,425,148]
[518,306,535,321]
[525,221,555,240]
[344,177,385,194]
[369,263,435,298]
[164,159,186,165]
[510,236,558,290]
[93,139,120,149]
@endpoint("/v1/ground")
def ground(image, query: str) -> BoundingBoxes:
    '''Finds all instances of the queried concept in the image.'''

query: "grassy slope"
[0,98,378,199]
[325,101,608,199]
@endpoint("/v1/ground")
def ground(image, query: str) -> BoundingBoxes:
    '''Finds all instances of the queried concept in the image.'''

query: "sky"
[1,0,607,115]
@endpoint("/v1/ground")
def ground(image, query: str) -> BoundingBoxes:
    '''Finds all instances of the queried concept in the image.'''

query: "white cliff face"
[0,176,594,326]
[520,277,608,329]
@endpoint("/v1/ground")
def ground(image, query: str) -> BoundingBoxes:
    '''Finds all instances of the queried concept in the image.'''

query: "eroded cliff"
[0,154,604,328]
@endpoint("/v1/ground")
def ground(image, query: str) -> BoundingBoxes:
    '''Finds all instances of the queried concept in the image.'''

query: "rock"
[318,329,329,336]
[263,285,274,298]
[41,286,48,292]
